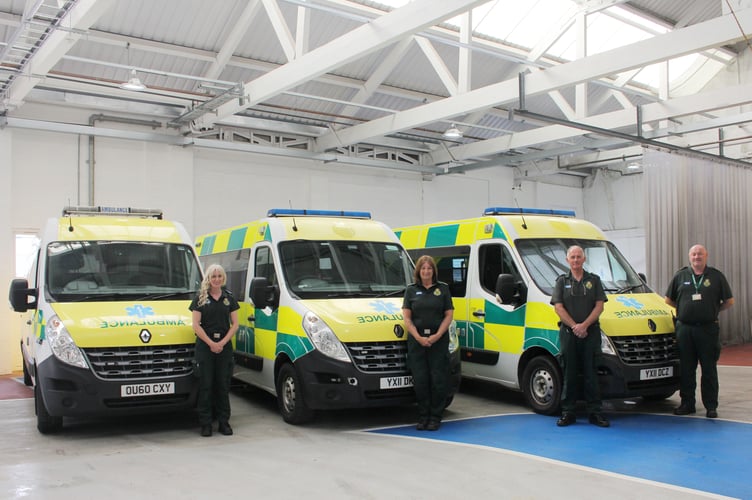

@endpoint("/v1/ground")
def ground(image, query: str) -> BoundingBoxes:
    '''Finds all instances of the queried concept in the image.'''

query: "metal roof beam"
[315,8,752,156]
[193,0,489,128]
[3,0,114,108]
[438,81,752,167]
[203,0,261,80]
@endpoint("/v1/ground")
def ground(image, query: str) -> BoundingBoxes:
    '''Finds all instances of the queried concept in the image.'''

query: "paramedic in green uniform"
[402,255,454,431]
[665,244,733,418]
[190,264,239,437]
[551,245,610,428]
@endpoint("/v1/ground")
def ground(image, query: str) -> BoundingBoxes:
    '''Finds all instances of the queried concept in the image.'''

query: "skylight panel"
[374,0,726,94]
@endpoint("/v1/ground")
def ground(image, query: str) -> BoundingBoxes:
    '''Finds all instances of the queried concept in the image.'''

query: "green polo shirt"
[402,281,454,336]
[550,270,607,324]
[665,266,732,324]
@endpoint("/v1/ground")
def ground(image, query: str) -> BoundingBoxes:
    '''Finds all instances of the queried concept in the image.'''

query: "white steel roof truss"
[194,0,490,129]
[316,8,752,159]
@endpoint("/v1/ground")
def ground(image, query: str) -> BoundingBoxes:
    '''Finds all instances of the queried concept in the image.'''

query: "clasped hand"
[571,323,589,338]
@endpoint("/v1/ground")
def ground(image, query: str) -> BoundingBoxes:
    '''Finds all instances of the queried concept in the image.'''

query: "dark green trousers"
[559,326,601,414]
[677,321,721,410]
[407,335,449,422]
[195,340,234,426]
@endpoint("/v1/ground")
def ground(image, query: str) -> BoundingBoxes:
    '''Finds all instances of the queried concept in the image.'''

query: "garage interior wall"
[644,148,752,345]
[0,103,642,375]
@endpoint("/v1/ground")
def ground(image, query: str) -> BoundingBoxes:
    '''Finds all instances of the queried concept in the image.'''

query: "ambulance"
[9,206,202,433]
[396,207,679,415]
[194,208,461,424]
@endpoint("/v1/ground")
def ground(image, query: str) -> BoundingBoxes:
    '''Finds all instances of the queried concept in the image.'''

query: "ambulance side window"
[408,246,469,298]
[199,249,250,300]
[478,244,522,295]
[254,246,277,288]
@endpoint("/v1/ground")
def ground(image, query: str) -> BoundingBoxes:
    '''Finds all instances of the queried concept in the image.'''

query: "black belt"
[678,320,717,326]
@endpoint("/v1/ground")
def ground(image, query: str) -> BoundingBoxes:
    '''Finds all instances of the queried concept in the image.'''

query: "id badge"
[692,293,702,301]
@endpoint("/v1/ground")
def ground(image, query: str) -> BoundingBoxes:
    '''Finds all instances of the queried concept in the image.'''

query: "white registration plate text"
[120,382,175,398]
[380,375,413,389]
[640,366,673,381]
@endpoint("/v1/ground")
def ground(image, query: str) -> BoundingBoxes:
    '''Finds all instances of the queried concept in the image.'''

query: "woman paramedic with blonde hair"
[190,264,239,437]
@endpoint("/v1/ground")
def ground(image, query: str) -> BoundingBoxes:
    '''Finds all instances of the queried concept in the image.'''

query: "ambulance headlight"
[447,321,459,353]
[600,331,617,356]
[302,312,350,363]
[47,315,89,369]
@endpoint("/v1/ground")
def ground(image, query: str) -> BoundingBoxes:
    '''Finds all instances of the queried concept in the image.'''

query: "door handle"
[472,310,485,318]
[248,315,255,322]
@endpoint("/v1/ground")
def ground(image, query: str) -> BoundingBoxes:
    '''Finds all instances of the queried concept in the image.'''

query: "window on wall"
[15,233,39,279]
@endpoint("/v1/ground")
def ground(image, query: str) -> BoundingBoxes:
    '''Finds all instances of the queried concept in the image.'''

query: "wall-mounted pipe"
[87,114,162,205]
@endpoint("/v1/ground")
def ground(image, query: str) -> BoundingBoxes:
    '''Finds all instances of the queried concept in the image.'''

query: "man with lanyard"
[551,245,609,428]
[665,244,734,418]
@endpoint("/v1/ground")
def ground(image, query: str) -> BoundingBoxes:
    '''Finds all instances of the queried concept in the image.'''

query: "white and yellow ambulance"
[194,208,461,424]
[10,206,202,433]
[396,207,679,415]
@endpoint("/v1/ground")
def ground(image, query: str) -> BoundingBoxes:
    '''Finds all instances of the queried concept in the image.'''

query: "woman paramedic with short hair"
[190,264,239,437]
[402,255,454,431]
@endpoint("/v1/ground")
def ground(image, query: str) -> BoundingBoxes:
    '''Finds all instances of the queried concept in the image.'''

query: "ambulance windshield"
[279,240,412,298]
[46,241,202,301]
[516,239,650,296]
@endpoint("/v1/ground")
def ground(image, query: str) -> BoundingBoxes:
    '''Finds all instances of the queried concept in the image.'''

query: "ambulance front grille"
[346,341,408,373]
[611,333,678,366]
[83,344,195,380]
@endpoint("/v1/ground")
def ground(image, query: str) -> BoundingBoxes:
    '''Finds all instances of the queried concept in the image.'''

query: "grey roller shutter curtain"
[643,148,752,345]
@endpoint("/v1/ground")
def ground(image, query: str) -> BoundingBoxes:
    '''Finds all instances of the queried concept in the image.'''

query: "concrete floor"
[1,364,750,500]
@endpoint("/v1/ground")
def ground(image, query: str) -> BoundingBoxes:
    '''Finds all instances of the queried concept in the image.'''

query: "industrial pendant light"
[443,123,463,139]
[119,43,147,92]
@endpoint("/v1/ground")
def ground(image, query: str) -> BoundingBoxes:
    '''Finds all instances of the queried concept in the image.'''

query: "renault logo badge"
[647,319,656,332]
[393,324,405,338]
[139,329,152,343]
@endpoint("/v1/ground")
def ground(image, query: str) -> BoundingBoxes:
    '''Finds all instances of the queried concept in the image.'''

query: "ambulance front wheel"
[34,379,62,434]
[521,355,562,416]
[276,363,315,425]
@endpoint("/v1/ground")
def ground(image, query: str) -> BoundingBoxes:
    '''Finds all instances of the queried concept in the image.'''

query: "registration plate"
[120,382,175,397]
[640,366,673,381]
[380,375,413,389]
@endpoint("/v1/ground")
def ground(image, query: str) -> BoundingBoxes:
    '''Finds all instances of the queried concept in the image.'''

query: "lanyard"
[690,273,704,293]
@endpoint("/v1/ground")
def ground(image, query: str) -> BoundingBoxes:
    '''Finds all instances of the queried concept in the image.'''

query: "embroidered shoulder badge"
[585,281,593,290]
[433,288,441,296]
[703,278,711,287]
[223,298,230,306]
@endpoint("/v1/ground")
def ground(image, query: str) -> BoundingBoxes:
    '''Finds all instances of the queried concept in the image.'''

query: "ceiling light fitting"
[443,124,463,139]
[120,68,146,91]
[119,42,147,92]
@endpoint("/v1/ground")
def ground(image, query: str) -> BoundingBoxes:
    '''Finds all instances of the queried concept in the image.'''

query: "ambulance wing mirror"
[250,277,278,309]
[9,278,37,312]
[495,273,525,306]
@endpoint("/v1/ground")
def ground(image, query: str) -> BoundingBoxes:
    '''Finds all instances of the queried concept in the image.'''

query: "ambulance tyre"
[276,363,315,425]
[34,379,62,434]
[521,355,562,416]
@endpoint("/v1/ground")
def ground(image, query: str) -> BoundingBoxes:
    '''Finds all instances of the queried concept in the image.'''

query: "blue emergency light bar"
[267,208,372,219]
[484,207,576,217]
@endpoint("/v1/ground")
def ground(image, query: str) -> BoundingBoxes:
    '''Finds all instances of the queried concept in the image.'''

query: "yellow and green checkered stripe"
[197,223,271,256]
[396,218,508,249]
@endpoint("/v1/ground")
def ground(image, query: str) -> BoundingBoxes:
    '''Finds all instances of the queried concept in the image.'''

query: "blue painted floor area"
[371,414,752,499]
